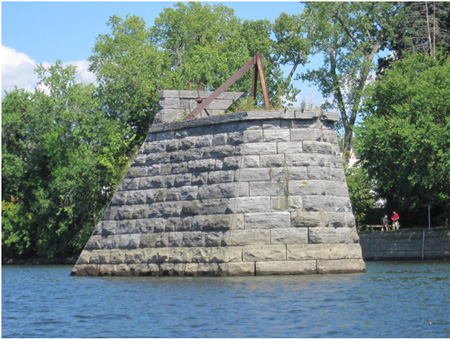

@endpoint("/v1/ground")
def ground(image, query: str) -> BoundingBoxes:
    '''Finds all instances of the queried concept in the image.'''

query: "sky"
[1,1,325,105]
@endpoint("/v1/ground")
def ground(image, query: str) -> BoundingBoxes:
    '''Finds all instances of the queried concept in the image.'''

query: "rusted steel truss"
[183,53,270,120]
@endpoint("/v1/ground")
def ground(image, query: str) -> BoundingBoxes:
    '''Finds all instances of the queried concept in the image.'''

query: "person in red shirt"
[391,211,400,230]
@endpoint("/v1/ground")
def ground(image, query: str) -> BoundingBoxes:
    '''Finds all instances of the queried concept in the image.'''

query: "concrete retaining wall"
[359,229,450,260]
[71,91,365,277]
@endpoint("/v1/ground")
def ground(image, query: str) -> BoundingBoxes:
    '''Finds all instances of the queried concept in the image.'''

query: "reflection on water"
[2,261,450,338]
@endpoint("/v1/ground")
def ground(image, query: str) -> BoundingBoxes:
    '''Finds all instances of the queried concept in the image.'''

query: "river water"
[2,261,449,338]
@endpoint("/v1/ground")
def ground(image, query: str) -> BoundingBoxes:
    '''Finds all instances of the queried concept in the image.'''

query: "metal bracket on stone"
[183,53,270,120]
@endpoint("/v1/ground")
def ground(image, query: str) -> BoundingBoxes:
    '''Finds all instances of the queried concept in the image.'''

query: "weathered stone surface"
[244,212,291,229]
[243,245,286,262]
[303,141,334,154]
[260,154,285,168]
[307,166,346,182]
[309,227,358,244]
[270,167,308,181]
[262,119,281,129]
[208,170,235,184]
[264,129,290,142]
[183,232,205,247]
[271,196,289,210]
[181,201,203,216]
[291,211,331,228]
[287,243,363,260]
[197,263,220,276]
[140,233,161,248]
[317,259,366,274]
[240,142,277,155]
[184,263,199,276]
[289,181,349,197]
[277,141,303,154]
[205,232,226,247]
[284,154,328,167]
[71,91,364,277]
[256,261,317,275]
[249,182,285,197]
[76,250,94,264]
[208,246,242,263]
[197,183,249,199]
[110,249,126,264]
[271,228,308,245]
[235,168,271,182]
[303,196,352,212]
[243,130,263,143]
[219,262,255,276]
[271,196,303,211]
[156,247,193,263]
[224,230,271,246]
[228,197,271,213]
[290,129,323,142]
[124,249,148,264]
[203,214,244,231]
[201,199,230,215]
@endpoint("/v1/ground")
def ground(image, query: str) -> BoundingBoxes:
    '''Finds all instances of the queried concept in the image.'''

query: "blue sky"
[1,1,325,104]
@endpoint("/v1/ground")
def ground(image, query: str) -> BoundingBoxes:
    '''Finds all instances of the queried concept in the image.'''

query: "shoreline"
[2,257,77,266]
[3,228,448,266]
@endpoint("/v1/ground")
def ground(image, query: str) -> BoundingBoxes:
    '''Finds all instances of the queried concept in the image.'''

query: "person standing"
[382,215,390,231]
[391,211,400,230]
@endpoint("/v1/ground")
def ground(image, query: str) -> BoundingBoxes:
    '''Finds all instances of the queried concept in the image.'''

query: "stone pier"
[71,90,365,276]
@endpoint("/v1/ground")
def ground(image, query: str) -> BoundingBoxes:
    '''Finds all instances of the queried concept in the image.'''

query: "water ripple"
[2,262,450,338]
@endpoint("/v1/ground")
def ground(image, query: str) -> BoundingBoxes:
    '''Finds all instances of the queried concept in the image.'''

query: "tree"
[2,62,131,259]
[273,12,311,83]
[282,2,405,154]
[357,53,450,226]
[150,2,299,108]
[89,14,168,150]
[150,1,243,89]
[346,165,382,227]
[400,2,450,57]
[377,2,450,74]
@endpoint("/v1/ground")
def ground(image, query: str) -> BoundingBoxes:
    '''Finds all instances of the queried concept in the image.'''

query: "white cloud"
[1,45,96,98]
[66,60,97,85]
[1,45,39,95]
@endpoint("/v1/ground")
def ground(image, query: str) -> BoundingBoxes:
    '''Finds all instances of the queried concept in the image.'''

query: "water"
[2,261,449,338]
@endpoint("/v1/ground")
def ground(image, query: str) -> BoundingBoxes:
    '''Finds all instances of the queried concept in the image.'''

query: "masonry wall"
[360,229,450,260]
[71,93,365,277]
[153,90,245,123]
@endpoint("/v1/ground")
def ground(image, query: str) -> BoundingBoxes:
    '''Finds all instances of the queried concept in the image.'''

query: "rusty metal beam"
[184,53,271,120]
[184,55,257,120]
[251,58,258,99]
[256,53,270,109]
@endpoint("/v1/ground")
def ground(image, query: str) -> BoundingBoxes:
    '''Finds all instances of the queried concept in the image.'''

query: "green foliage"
[2,62,130,259]
[151,2,243,89]
[346,165,382,226]
[289,2,406,153]
[226,96,263,113]
[150,2,299,108]
[380,2,450,68]
[273,12,311,81]
[89,14,166,149]
[358,53,450,226]
[1,201,33,257]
